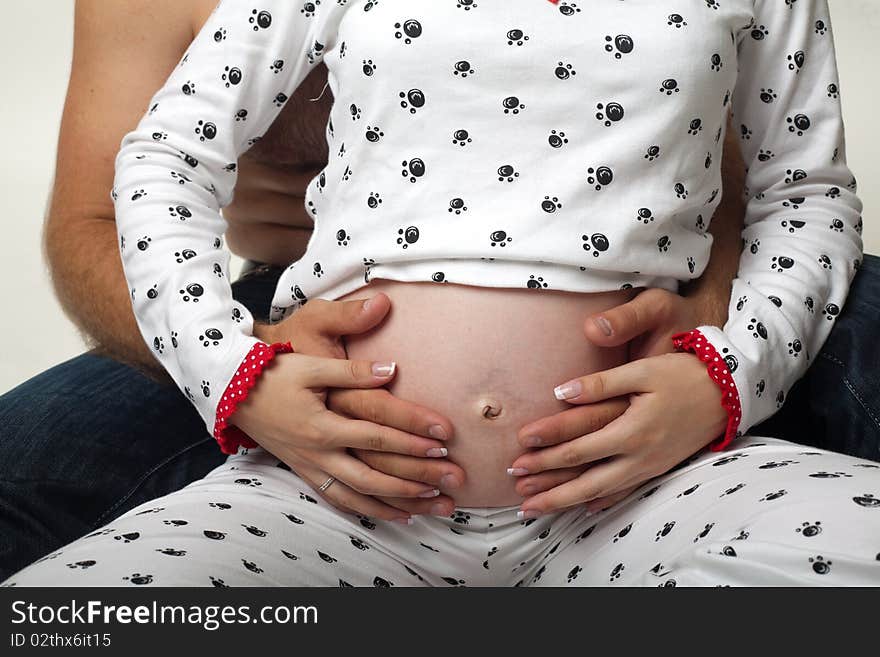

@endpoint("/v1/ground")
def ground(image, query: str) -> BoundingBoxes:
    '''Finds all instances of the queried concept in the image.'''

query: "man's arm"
[45,0,311,372]
[44,0,207,372]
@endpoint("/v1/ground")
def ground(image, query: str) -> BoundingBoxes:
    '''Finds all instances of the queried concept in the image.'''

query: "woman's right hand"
[234,294,464,523]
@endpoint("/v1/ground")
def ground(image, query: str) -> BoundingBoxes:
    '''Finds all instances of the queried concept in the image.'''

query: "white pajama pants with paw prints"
[4,436,880,587]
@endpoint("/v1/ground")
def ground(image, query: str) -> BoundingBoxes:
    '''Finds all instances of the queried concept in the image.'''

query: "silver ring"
[318,476,337,492]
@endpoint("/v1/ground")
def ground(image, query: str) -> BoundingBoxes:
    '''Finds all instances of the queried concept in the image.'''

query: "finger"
[295,353,399,389]
[329,387,454,442]
[520,458,637,516]
[517,398,629,448]
[553,359,653,404]
[583,288,674,347]
[308,449,445,498]
[510,417,632,474]
[312,410,447,457]
[353,449,466,491]
[283,324,347,360]
[513,467,586,497]
[584,485,639,514]
[302,294,392,339]
[287,456,414,524]
[376,495,457,517]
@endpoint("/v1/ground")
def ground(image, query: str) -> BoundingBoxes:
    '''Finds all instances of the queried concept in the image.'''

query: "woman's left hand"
[509,351,728,518]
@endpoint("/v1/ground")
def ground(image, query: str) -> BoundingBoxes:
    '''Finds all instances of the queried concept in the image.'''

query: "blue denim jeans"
[1,258,878,580]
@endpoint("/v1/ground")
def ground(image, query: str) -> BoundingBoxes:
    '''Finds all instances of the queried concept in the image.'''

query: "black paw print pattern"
[548,130,567,148]
[595,102,624,127]
[394,19,422,45]
[526,275,548,289]
[452,129,471,147]
[111,0,862,455]
[399,89,425,114]
[448,198,467,214]
[452,60,475,77]
[605,34,634,59]
[502,96,525,114]
[542,196,562,213]
[586,166,613,191]
[582,233,610,258]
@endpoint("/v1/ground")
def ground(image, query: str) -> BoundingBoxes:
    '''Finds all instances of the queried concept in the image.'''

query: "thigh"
[0,267,284,580]
[0,353,225,580]
[538,436,880,586]
[2,450,437,587]
[753,253,880,462]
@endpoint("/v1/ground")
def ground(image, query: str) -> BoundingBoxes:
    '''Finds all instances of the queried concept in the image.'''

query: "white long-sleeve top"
[114,0,862,441]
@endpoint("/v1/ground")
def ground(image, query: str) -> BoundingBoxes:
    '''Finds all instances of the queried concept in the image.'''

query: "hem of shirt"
[273,259,680,312]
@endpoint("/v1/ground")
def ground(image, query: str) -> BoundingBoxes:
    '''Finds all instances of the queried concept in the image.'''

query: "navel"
[479,399,503,420]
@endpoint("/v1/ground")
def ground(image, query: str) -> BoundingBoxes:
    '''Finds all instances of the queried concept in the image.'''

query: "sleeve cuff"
[671,329,743,451]
[212,341,295,455]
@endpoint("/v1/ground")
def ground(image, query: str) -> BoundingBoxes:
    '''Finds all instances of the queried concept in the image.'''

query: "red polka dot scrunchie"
[213,341,294,455]
[671,329,742,451]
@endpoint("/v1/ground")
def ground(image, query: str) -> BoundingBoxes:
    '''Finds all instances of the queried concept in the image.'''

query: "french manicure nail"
[525,435,542,447]
[507,467,529,476]
[418,488,441,498]
[516,509,543,520]
[392,516,414,525]
[440,474,460,489]
[372,361,396,377]
[428,424,448,440]
[594,316,613,337]
[554,379,582,400]
[426,447,448,458]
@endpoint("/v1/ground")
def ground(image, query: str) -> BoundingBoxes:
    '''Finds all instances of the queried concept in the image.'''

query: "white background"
[0,0,877,394]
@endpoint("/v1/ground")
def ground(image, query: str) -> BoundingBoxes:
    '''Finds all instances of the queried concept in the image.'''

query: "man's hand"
[584,287,723,359]
[251,294,464,520]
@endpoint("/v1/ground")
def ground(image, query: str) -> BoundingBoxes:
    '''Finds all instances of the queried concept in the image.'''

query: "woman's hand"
[238,294,463,523]
[509,288,721,506]
[509,351,728,518]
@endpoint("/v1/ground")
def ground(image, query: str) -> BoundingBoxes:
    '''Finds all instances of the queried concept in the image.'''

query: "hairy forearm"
[44,205,167,375]
[43,210,295,377]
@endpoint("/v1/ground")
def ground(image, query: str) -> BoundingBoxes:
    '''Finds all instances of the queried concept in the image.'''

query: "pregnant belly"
[336,279,635,507]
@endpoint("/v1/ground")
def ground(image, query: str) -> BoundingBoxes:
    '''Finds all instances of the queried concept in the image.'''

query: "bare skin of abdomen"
[337,280,635,507]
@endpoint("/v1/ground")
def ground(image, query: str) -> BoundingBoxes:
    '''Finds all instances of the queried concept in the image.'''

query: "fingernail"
[525,435,542,447]
[426,447,448,458]
[372,361,396,377]
[428,424,448,440]
[554,379,582,400]
[440,473,460,489]
[362,297,374,312]
[594,316,613,337]
[418,488,441,498]
[392,516,414,525]
[507,467,529,476]
[517,509,543,520]
[430,503,448,516]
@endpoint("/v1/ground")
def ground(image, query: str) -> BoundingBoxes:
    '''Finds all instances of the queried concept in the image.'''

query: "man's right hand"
[238,293,465,522]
